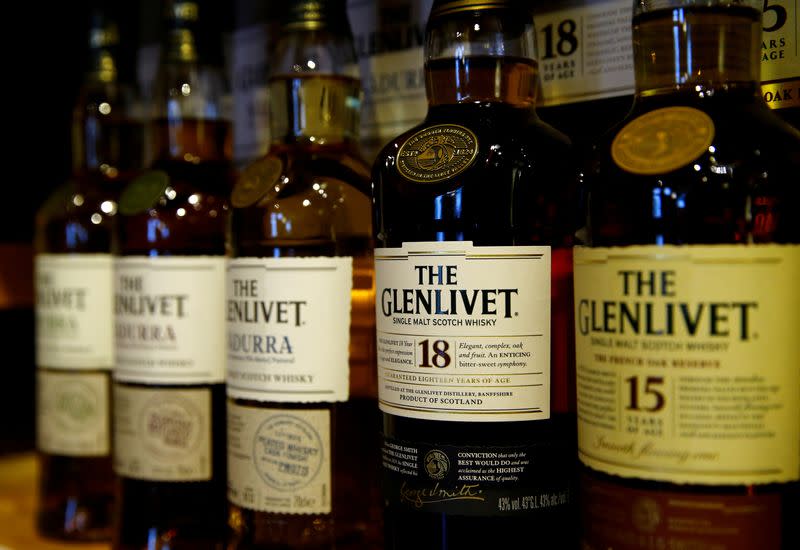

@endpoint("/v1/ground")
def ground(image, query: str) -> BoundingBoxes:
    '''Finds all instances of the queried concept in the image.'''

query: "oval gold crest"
[612,107,715,176]
[397,124,479,183]
[231,157,284,208]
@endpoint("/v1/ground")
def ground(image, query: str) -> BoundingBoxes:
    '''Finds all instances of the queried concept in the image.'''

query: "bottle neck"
[424,7,539,107]
[268,18,361,145]
[633,5,762,98]
[151,7,229,162]
[72,32,142,179]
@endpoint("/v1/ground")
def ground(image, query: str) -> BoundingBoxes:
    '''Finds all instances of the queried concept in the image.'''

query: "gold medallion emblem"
[397,124,479,183]
[231,157,284,208]
[612,107,715,175]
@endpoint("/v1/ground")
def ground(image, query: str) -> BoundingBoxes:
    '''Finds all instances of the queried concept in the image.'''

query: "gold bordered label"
[611,107,715,176]
[761,79,800,110]
[231,157,284,208]
[396,124,479,183]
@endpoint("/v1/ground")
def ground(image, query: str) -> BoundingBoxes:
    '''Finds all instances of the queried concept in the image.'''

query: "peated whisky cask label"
[225,257,352,403]
[113,385,212,481]
[227,403,332,515]
[573,244,800,485]
[37,370,110,456]
[760,0,800,110]
[113,256,226,384]
[35,254,114,369]
[375,241,551,422]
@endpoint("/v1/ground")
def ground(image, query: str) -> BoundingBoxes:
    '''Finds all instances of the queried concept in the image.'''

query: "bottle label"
[227,402,332,514]
[612,107,715,176]
[35,254,114,370]
[574,245,800,485]
[533,0,635,106]
[36,370,109,456]
[581,472,782,549]
[382,436,571,516]
[113,384,212,481]
[114,256,226,384]
[232,23,271,165]
[226,257,353,402]
[760,0,800,110]
[348,0,432,154]
[396,125,479,183]
[375,242,551,422]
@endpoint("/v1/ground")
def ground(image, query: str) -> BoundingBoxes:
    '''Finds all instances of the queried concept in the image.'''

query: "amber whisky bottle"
[112,2,231,549]
[225,1,381,549]
[34,10,143,541]
[575,1,800,548]
[371,0,578,547]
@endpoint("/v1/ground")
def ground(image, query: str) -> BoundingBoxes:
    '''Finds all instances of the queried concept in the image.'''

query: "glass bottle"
[34,9,143,541]
[225,1,381,548]
[112,1,231,548]
[371,0,577,547]
[576,1,800,548]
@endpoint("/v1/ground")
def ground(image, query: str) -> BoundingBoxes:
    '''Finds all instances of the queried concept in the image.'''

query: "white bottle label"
[227,403,332,515]
[37,370,110,456]
[35,254,114,370]
[348,0,433,152]
[232,23,271,165]
[533,0,635,106]
[114,256,226,384]
[574,245,800,485]
[375,242,551,422]
[113,384,212,481]
[760,0,800,110]
[226,257,353,402]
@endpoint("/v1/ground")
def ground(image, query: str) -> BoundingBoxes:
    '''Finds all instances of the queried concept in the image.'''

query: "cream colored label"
[226,257,352,403]
[114,256,226,384]
[37,370,110,456]
[375,242,551,422]
[227,403,331,515]
[36,254,114,370]
[533,0,635,106]
[113,385,212,481]
[574,245,800,485]
[761,0,799,109]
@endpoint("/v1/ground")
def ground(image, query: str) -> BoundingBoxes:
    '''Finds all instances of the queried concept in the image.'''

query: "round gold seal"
[396,124,479,183]
[231,157,284,208]
[611,107,715,176]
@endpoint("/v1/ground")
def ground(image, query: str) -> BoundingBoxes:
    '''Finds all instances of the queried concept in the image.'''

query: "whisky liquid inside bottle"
[35,11,143,541]
[112,3,230,549]
[577,2,800,549]
[372,2,577,548]
[226,3,382,548]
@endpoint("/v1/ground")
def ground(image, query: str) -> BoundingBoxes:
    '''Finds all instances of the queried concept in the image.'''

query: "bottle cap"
[280,0,349,31]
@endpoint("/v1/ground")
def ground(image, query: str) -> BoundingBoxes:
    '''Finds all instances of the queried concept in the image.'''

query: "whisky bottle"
[534,0,636,148]
[371,1,577,547]
[225,1,382,548]
[760,0,799,127]
[34,10,143,541]
[112,2,231,548]
[575,1,800,548]
[348,0,433,163]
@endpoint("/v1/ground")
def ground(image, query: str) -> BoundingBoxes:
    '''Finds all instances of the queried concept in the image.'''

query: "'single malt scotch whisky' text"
[372,0,578,547]
[576,1,800,548]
